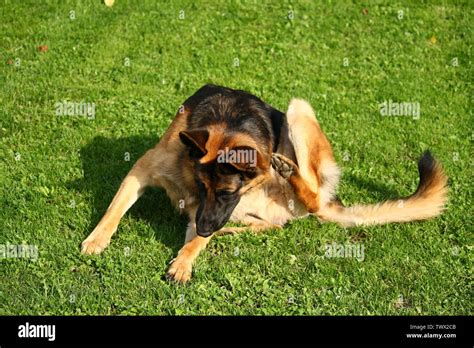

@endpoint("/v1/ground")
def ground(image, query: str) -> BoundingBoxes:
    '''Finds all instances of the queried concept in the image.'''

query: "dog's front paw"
[271,153,297,179]
[167,259,192,284]
[81,237,109,255]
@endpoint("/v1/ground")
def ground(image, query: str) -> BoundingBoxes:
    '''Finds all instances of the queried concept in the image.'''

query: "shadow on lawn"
[69,135,187,254]
[343,174,402,202]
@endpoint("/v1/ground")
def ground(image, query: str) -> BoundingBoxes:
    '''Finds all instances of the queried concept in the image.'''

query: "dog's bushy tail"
[318,151,448,227]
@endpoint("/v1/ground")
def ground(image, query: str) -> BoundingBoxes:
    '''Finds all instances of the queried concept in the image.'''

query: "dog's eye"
[216,190,234,196]
[218,163,241,175]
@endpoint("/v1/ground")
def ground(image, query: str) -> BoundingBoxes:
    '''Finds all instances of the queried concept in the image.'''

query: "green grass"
[0,0,472,315]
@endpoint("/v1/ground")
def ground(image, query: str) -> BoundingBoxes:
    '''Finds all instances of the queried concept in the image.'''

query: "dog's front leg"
[167,222,211,283]
[81,150,155,254]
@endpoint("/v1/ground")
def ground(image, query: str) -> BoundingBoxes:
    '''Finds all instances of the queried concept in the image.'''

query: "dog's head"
[179,125,271,237]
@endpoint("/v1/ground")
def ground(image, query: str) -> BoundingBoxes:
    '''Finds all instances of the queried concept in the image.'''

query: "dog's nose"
[196,225,214,237]
[196,220,214,237]
[196,229,213,237]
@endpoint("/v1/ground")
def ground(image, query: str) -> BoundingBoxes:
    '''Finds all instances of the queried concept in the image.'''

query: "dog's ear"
[226,145,268,173]
[179,129,209,157]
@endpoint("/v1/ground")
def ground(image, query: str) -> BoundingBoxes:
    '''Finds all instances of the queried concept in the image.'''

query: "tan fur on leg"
[81,149,156,254]
[167,224,211,283]
[271,153,320,213]
[215,222,282,236]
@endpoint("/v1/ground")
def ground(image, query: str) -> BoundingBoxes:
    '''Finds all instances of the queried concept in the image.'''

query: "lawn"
[0,0,472,315]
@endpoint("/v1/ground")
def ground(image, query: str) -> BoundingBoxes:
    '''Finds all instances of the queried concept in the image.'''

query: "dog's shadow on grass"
[68,135,187,254]
[343,174,403,202]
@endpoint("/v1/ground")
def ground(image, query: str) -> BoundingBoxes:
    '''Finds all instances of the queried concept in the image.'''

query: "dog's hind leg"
[81,149,156,255]
[215,222,282,236]
[271,153,320,213]
[273,99,340,213]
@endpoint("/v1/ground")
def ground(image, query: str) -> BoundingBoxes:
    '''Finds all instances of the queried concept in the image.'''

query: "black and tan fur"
[81,85,448,283]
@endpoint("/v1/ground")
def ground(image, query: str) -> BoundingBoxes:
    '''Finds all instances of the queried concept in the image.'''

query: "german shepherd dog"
[81,85,448,283]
